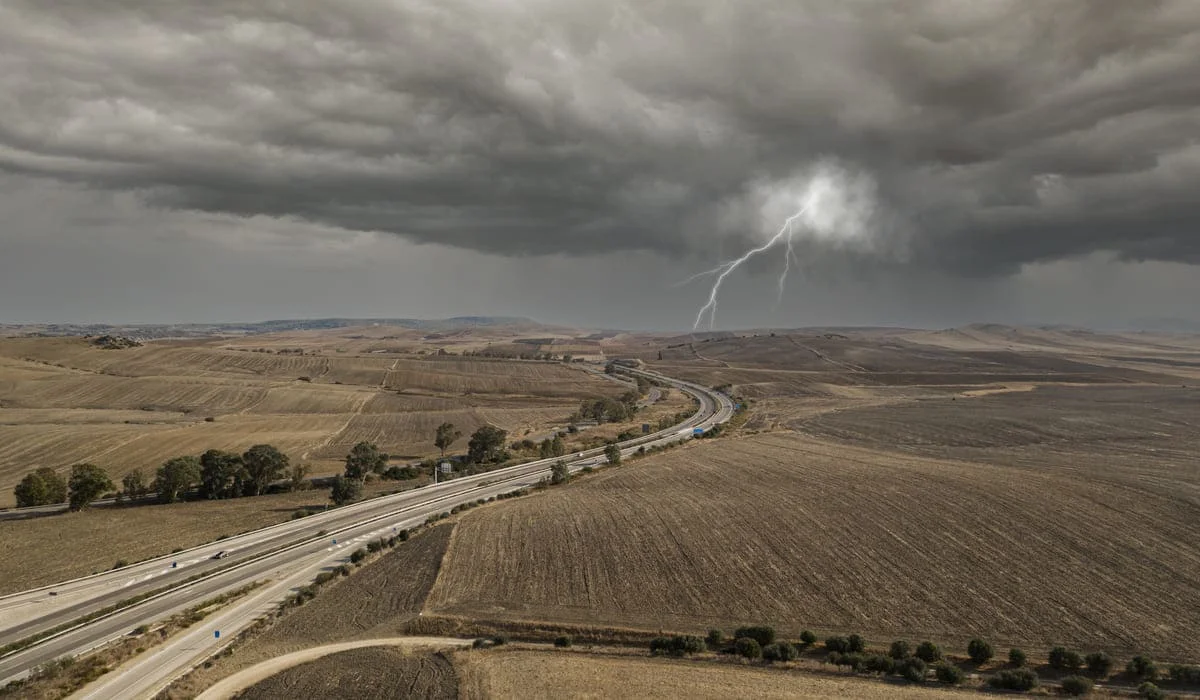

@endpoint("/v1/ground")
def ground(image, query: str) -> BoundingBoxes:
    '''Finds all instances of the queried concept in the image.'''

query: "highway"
[0,366,734,698]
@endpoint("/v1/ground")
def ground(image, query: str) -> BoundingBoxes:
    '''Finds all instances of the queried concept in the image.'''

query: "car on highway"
[211,551,228,560]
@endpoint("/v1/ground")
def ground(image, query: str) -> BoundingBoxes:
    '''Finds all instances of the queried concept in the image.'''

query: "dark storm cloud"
[1,0,1198,272]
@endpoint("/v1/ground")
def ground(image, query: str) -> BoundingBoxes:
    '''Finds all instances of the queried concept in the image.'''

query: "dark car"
[211,550,228,560]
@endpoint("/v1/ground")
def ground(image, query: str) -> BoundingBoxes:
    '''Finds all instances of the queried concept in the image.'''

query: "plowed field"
[236,648,456,700]
[0,335,624,504]
[427,431,1200,659]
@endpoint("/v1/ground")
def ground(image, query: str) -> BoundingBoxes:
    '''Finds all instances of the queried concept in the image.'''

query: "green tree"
[550,461,570,485]
[13,467,67,507]
[1127,655,1157,680]
[550,434,565,457]
[156,456,201,503]
[121,469,148,501]
[241,444,289,496]
[67,463,114,511]
[734,637,762,659]
[434,422,461,457]
[935,663,964,685]
[915,641,942,663]
[330,475,362,505]
[604,443,621,465]
[967,638,994,664]
[1009,648,1027,667]
[289,463,310,491]
[1085,651,1112,675]
[199,449,246,499]
[343,441,387,482]
[467,425,507,464]
[890,640,912,659]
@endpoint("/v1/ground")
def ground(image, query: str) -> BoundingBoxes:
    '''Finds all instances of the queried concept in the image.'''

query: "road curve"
[192,637,472,700]
[0,367,732,697]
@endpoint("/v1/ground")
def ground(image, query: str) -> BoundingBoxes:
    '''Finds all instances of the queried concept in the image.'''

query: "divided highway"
[0,367,734,698]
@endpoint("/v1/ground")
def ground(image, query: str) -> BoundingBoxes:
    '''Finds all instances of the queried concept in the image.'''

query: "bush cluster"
[1049,646,1083,671]
[1060,676,1093,696]
[554,636,573,648]
[1138,682,1166,699]
[935,663,964,685]
[828,652,924,683]
[761,643,797,662]
[734,637,762,660]
[735,626,776,647]
[798,630,817,646]
[990,668,1039,691]
[890,640,911,659]
[967,638,993,664]
[1166,663,1200,684]
[1009,648,1027,667]
[915,641,942,663]
[649,635,705,657]
[1127,655,1157,680]
[1085,651,1112,675]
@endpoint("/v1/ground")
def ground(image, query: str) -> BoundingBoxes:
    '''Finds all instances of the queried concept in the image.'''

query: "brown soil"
[235,647,456,700]
[425,431,1200,660]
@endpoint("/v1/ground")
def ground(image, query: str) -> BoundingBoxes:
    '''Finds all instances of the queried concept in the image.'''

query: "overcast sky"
[2,0,1198,330]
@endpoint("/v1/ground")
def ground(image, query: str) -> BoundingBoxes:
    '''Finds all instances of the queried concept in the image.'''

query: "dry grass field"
[456,650,980,699]
[0,329,630,505]
[236,647,457,700]
[426,429,1200,660]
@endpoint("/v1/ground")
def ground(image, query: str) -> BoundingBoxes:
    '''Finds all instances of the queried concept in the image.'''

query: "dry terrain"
[0,327,637,506]
[426,432,1200,658]
[457,649,980,699]
[235,647,456,700]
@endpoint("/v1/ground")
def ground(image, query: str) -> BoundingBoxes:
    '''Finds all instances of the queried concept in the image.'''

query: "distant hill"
[0,316,541,340]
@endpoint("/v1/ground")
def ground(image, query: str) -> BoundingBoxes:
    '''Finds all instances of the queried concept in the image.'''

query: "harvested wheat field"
[457,650,978,699]
[236,647,456,700]
[426,431,1200,660]
[0,332,626,503]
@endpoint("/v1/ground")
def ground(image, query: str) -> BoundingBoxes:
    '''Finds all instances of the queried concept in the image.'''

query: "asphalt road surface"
[0,367,733,698]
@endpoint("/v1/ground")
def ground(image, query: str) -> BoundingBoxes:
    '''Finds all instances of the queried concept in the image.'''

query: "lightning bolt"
[692,205,809,330]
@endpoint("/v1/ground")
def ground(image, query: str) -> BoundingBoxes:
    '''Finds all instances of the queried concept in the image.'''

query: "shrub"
[472,638,487,649]
[890,640,911,659]
[348,548,368,564]
[1127,655,1157,680]
[861,654,895,674]
[706,629,724,650]
[650,635,705,657]
[553,635,572,648]
[735,626,776,647]
[1138,682,1165,700]
[825,636,851,653]
[799,629,817,646]
[1085,651,1111,676]
[895,657,927,683]
[935,663,964,685]
[847,634,866,653]
[967,638,994,664]
[1060,676,1093,696]
[1009,648,1027,667]
[734,637,762,660]
[991,668,1039,691]
[915,641,942,663]
[492,635,508,646]
[762,642,797,663]
[1050,646,1083,671]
